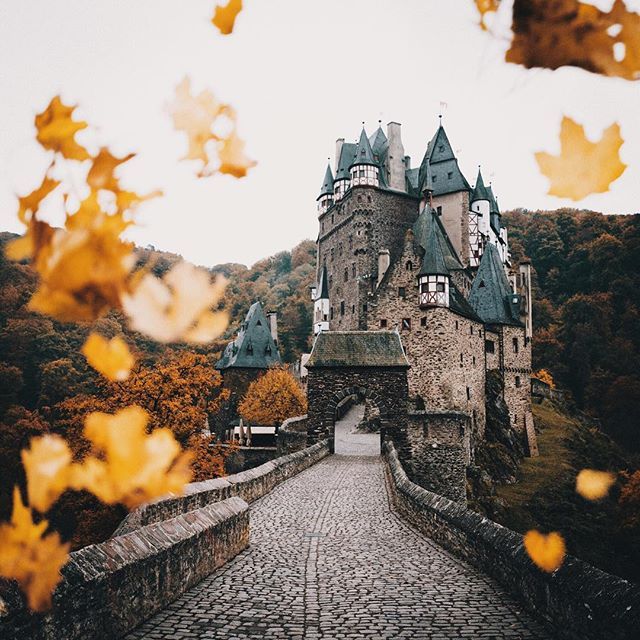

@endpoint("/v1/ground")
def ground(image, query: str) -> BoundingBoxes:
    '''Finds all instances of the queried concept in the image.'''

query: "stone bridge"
[2,408,639,640]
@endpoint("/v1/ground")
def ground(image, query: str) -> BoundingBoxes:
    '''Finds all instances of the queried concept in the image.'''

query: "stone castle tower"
[311,121,534,456]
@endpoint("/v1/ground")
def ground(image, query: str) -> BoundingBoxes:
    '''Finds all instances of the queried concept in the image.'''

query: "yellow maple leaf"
[507,0,640,80]
[87,147,135,192]
[35,96,90,161]
[122,261,228,344]
[474,0,499,31]
[17,176,60,225]
[535,116,626,201]
[21,435,73,513]
[70,406,192,508]
[523,530,566,573]
[81,333,135,381]
[576,469,617,500]
[212,0,243,35]
[0,488,69,611]
[218,128,257,178]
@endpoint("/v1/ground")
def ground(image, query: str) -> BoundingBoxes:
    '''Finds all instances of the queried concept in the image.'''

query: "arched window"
[405,260,413,271]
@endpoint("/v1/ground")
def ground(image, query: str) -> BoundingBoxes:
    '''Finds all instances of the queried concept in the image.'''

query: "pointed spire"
[350,127,376,167]
[419,211,450,276]
[316,265,329,300]
[319,163,334,197]
[471,167,491,202]
[420,157,433,194]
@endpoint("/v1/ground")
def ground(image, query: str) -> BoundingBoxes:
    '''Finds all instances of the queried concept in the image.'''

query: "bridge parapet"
[384,441,640,640]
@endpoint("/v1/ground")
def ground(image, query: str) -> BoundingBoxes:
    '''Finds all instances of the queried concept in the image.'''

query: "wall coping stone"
[383,441,640,640]
[0,497,249,640]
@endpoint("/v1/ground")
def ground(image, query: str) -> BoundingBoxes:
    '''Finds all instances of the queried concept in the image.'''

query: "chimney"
[266,311,278,344]
[335,138,345,173]
[377,250,390,287]
[387,122,405,191]
[404,155,411,170]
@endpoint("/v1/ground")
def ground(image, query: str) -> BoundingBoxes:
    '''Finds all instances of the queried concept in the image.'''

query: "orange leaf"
[35,96,90,160]
[535,116,626,201]
[87,147,135,192]
[523,530,566,572]
[507,0,640,80]
[0,488,69,611]
[21,435,72,513]
[474,0,499,31]
[81,333,135,381]
[218,128,257,178]
[17,176,60,224]
[212,0,243,35]
[576,469,616,500]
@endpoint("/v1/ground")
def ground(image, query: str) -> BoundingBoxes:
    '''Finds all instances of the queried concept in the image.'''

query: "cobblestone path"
[128,408,551,640]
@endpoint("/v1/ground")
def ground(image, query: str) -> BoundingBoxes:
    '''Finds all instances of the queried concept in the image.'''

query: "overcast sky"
[1,0,638,268]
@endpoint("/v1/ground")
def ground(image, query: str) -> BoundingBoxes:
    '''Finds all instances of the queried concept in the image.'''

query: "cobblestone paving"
[128,408,552,640]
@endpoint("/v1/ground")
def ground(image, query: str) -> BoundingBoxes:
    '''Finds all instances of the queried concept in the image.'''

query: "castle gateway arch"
[305,331,410,456]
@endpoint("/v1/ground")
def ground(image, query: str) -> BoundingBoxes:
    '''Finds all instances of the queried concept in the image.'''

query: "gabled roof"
[418,124,470,196]
[405,168,420,194]
[316,265,329,300]
[369,126,388,163]
[413,208,464,271]
[468,244,522,326]
[306,331,410,368]
[419,211,449,276]
[215,301,282,370]
[471,168,491,202]
[318,164,334,198]
[428,124,456,163]
[335,143,356,181]
[350,128,376,167]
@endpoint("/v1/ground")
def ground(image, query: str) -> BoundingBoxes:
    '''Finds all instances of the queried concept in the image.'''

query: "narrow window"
[402,318,411,331]
[460,353,463,363]
[331,214,334,223]
[380,319,388,328]
[344,268,348,282]
[340,301,345,316]
[330,307,334,320]
[513,337,519,353]
[436,205,442,216]
[420,317,427,327]
[515,376,521,388]
[485,340,495,353]
[351,304,355,314]
[466,387,471,400]
[363,303,368,313]
[398,286,406,299]
[405,260,413,271]
[455,320,459,330]
[472,356,476,365]
[470,326,474,335]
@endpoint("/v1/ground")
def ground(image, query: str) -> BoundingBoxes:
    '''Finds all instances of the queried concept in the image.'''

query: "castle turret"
[349,127,379,187]
[418,157,434,213]
[418,211,450,308]
[334,142,355,201]
[470,168,491,235]
[317,163,334,214]
[313,265,330,335]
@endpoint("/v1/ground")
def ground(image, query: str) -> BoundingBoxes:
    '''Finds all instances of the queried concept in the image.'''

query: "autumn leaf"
[122,261,228,344]
[21,435,72,513]
[535,117,626,201]
[523,530,566,573]
[218,128,257,178]
[0,488,69,611]
[576,469,617,500]
[169,76,254,178]
[507,0,640,80]
[70,406,192,508]
[212,0,243,35]
[474,0,499,31]
[82,333,135,381]
[35,96,90,160]
[17,176,60,224]
[87,147,135,192]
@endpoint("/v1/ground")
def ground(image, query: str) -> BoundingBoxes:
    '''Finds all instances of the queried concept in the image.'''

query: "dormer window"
[265,345,272,355]
[246,342,253,355]
[439,144,444,152]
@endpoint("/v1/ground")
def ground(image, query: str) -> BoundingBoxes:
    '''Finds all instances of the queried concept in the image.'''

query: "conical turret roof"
[316,265,329,300]
[418,211,450,276]
[413,208,463,271]
[318,164,334,198]
[468,244,522,326]
[335,143,356,181]
[471,168,491,202]
[350,127,376,167]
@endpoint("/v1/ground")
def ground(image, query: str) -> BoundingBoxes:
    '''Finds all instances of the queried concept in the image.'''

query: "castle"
[311,121,534,461]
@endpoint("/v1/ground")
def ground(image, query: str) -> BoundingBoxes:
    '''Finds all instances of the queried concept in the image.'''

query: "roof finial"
[438,113,443,122]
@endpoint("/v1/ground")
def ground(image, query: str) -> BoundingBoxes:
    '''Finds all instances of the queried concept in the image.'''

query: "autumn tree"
[238,367,307,426]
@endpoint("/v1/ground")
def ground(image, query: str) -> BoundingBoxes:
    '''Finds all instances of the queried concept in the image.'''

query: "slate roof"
[418,125,471,196]
[486,185,501,233]
[350,128,376,167]
[450,284,483,323]
[316,265,329,300]
[369,126,388,163]
[335,143,357,181]
[306,331,410,368]
[419,210,449,276]
[471,168,491,202]
[468,244,522,326]
[318,164,334,198]
[215,301,282,370]
[413,208,464,272]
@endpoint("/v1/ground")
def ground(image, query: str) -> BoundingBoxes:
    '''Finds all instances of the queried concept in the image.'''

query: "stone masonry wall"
[277,415,308,455]
[113,440,330,535]
[365,241,486,447]
[384,441,640,640]
[500,324,532,433]
[317,186,418,331]
[406,411,469,504]
[0,498,249,640]
[306,366,410,459]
